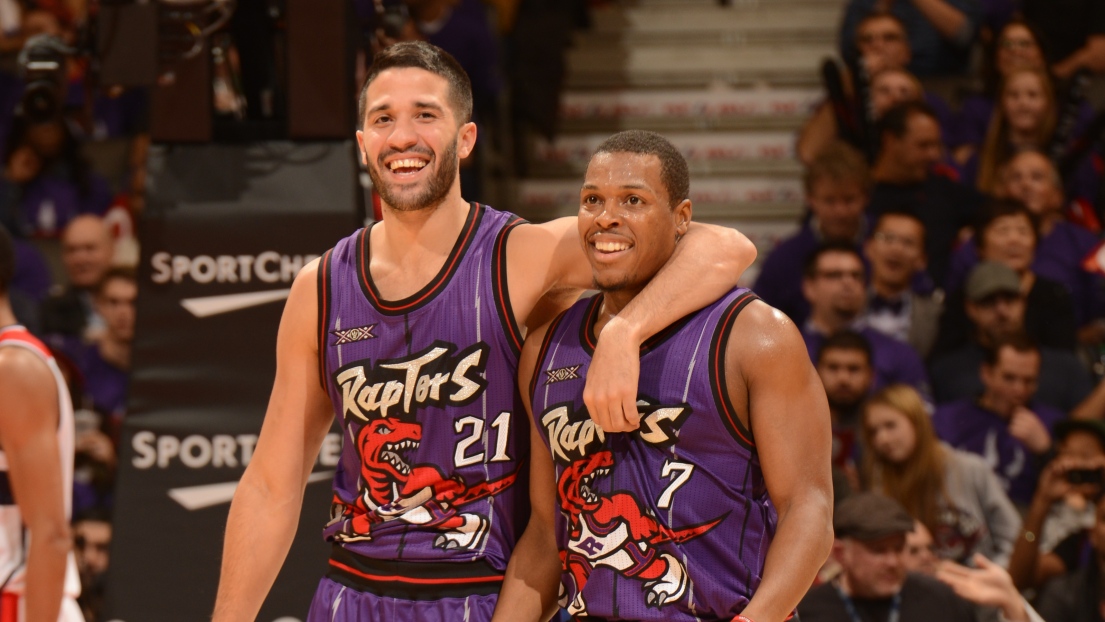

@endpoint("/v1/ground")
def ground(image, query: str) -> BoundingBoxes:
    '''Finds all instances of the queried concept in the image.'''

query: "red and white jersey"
[0,325,80,602]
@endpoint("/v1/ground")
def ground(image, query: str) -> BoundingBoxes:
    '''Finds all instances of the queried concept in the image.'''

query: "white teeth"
[388,158,428,171]
[595,241,630,252]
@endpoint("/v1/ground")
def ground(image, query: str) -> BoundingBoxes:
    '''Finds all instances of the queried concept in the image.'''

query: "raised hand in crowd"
[1007,406,1052,455]
[936,554,1037,622]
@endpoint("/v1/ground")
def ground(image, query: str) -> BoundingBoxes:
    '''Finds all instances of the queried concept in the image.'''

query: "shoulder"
[933,400,972,424]
[0,345,54,396]
[1031,275,1073,300]
[796,581,843,616]
[944,444,994,476]
[903,574,975,616]
[728,298,803,350]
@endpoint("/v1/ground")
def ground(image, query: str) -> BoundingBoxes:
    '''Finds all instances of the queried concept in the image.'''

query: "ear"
[673,199,692,238]
[356,130,368,166]
[831,539,847,564]
[457,121,478,160]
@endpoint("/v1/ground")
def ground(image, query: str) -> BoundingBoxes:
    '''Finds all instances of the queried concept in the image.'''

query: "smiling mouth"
[387,158,429,176]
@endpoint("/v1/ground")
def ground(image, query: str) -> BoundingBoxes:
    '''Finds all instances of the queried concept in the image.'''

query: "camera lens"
[21,81,60,124]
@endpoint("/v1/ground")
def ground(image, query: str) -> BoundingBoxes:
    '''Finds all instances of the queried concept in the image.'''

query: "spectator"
[1034,494,1105,621]
[902,521,939,575]
[817,330,876,489]
[39,214,114,339]
[947,150,1104,329]
[797,492,976,622]
[935,200,1078,355]
[71,408,115,514]
[69,267,135,437]
[1006,419,1105,590]
[840,3,981,77]
[863,210,942,357]
[861,384,1021,565]
[935,554,1046,622]
[868,101,984,287]
[72,507,110,622]
[929,262,1091,411]
[933,335,1066,506]
[797,14,955,164]
[1021,0,1105,80]
[754,141,871,324]
[801,243,931,397]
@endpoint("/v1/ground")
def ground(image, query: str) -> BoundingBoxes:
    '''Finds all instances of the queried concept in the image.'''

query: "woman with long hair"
[861,384,1021,565]
[973,67,1057,193]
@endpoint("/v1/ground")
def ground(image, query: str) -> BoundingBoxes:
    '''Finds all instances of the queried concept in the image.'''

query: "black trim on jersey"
[529,308,571,404]
[356,202,484,316]
[708,291,760,451]
[0,472,13,506]
[491,215,527,358]
[0,526,26,593]
[579,294,701,357]
[316,249,334,390]
[326,543,503,600]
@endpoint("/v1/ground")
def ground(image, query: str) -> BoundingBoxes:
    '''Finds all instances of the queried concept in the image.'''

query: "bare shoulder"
[0,346,54,391]
[728,299,807,359]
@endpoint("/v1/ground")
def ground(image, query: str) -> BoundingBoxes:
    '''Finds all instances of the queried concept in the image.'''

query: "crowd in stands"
[770,0,1105,619]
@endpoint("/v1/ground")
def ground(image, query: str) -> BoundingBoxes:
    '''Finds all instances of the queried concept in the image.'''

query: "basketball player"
[212,43,756,621]
[500,131,834,622]
[0,227,83,622]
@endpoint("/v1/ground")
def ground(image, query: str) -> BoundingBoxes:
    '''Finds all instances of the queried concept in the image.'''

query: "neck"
[978,393,1014,420]
[1039,210,1061,236]
[375,193,470,259]
[871,157,912,185]
[98,336,131,370]
[1009,130,1037,148]
[811,309,855,335]
[0,298,14,328]
[872,278,909,300]
[593,288,643,336]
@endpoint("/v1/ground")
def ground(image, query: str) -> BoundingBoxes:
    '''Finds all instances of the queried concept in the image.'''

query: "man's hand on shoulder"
[584,316,643,432]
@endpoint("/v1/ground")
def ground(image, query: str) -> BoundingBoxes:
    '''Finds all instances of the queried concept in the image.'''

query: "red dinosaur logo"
[557,450,725,616]
[332,417,518,551]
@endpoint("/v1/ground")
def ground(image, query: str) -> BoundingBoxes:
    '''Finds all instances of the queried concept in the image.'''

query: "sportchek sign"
[105,142,360,621]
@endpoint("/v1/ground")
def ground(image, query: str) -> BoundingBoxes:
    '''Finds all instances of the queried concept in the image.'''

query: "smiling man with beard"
[211,43,757,622]
[499,130,833,622]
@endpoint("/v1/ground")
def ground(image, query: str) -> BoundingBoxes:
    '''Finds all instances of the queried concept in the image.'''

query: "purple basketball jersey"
[317,203,529,593]
[531,288,777,621]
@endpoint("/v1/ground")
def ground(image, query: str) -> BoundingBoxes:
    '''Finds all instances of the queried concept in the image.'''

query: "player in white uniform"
[0,228,81,622]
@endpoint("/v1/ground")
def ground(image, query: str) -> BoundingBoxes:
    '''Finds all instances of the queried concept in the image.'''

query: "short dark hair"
[0,226,13,296]
[975,197,1040,250]
[818,330,874,366]
[358,41,474,125]
[877,100,938,141]
[592,130,690,205]
[855,10,908,46]
[96,266,137,297]
[73,506,112,526]
[983,333,1039,367]
[871,209,927,245]
[804,140,871,195]
[803,241,866,279]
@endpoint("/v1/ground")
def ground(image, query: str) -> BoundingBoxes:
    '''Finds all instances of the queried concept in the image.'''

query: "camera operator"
[1006,420,1105,591]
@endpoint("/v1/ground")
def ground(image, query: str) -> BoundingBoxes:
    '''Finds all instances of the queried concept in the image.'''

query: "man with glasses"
[840,4,981,77]
[801,242,930,396]
[863,210,941,357]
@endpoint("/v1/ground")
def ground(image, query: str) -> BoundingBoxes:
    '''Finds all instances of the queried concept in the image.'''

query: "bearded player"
[499,131,834,622]
[212,43,756,621]
[0,227,83,621]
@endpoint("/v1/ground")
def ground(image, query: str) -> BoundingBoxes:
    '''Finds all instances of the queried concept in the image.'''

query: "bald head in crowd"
[61,216,114,290]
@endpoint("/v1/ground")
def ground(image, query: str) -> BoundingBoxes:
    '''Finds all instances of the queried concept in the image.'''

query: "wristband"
[733,616,756,622]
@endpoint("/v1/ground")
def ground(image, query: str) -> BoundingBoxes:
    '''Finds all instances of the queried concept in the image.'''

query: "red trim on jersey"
[492,216,526,356]
[0,592,17,622]
[711,296,756,448]
[0,326,52,359]
[328,559,504,585]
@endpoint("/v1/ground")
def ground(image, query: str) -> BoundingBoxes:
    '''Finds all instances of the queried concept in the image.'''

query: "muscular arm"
[493,322,562,622]
[727,302,834,622]
[212,259,335,620]
[0,349,70,622]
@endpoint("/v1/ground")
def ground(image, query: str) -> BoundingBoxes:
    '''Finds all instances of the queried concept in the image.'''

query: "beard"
[365,136,459,212]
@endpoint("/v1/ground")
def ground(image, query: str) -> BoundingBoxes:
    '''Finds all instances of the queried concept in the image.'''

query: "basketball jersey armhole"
[708,291,760,451]
[491,216,528,359]
[528,308,571,404]
[316,249,334,390]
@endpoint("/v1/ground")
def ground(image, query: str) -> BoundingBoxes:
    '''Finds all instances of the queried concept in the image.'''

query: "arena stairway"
[508,0,849,282]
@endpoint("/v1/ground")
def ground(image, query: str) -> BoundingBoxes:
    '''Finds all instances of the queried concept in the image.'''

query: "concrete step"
[530,131,800,177]
[566,42,834,89]
[557,87,821,132]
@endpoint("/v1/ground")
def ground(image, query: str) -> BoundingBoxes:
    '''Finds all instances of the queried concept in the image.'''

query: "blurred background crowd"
[3,0,1105,620]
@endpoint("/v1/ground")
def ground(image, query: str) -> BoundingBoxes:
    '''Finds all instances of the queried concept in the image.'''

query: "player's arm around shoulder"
[213,257,335,621]
[727,300,833,622]
[493,320,562,622]
[0,347,69,622]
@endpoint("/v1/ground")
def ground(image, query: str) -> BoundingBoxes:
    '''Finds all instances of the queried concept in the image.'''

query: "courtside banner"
[105,142,360,622]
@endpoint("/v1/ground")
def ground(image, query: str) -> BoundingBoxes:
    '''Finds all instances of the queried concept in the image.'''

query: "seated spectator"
[946,150,1104,328]
[40,214,114,339]
[797,13,955,164]
[861,385,1021,565]
[1007,419,1105,590]
[1034,494,1105,621]
[802,243,930,397]
[902,521,939,575]
[933,335,1066,506]
[863,210,942,357]
[868,101,984,287]
[817,330,876,488]
[936,200,1078,354]
[72,508,111,622]
[840,3,980,77]
[754,141,870,324]
[929,262,1091,411]
[1022,0,1105,80]
[797,492,976,622]
[72,408,115,514]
